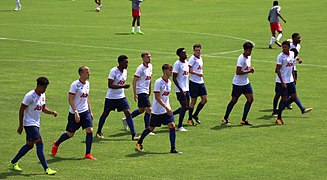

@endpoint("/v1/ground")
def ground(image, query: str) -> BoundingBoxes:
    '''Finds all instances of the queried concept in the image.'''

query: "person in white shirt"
[222,42,255,126]
[10,77,57,175]
[274,41,312,125]
[128,52,154,134]
[136,64,182,154]
[187,44,208,126]
[172,48,190,132]
[52,66,96,160]
[96,55,140,141]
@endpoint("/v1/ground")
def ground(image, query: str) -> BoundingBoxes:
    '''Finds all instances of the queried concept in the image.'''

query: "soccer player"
[172,48,190,132]
[131,0,144,35]
[221,42,255,126]
[136,64,182,154]
[268,0,286,48]
[274,41,312,125]
[96,55,140,141]
[10,77,57,175]
[125,52,154,134]
[94,0,102,12]
[187,44,208,125]
[15,0,21,11]
[51,66,97,160]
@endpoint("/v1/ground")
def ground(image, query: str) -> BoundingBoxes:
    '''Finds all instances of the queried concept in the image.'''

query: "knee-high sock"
[36,141,48,171]
[97,116,107,133]
[131,109,141,118]
[277,33,283,42]
[169,128,176,150]
[125,116,136,137]
[173,108,181,115]
[137,128,150,144]
[269,37,275,45]
[85,133,93,154]
[224,101,235,120]
[178,109,186,128]
[193,102,205,117]
[294,97,304,110]
[144,113,150,129]
[242,102,252,121]
[11,144,33,163]
[278,98,294,119]
[16,0,21,6]
[188,107,194,120]
[55,132,70,146]
[273,97,279,113]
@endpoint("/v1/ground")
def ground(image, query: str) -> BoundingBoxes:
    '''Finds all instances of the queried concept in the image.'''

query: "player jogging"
[268,0,286,48]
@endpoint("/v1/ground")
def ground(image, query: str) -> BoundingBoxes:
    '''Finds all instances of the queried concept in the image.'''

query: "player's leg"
[192,94,208,124]
[222,85,241,124]
[15,0,21,11]
[136,15,144,34]
[123,108,139,140]
[137,125,154,151]
[269,23,276,48]
[144,107,151,129]
[167,116,181,154]
[131,15,137,34]
[272,83,281,116]
[188,97,197,125]
[241,93,254,125]
[97,99,112,137]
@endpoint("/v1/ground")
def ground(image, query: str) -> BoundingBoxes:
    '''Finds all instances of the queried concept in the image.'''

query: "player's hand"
[198,73,204,77]
[167,108,173,116]
[90,112,94,120]
[52,111,58,117]
[17,125,23,135]
[75,113,80,123]
[250,67,255,73]
[124,84,131,89]
[297,58,303,64]
[134,94,138,101]
[283,19,287,23]
[282,82,287,88]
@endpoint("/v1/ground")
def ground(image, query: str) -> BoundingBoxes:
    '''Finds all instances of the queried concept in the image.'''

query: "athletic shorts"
[137,93,151,108]
[270,22,282,34]
[24,126,41,141]
[66,110,93,132]
[189,80,207,98]
[149,113,174,127]
[275,82,296,97]
[103,97,130,112]
[132,9,141,17]
[231,83,253,97]
[176,91,190,102]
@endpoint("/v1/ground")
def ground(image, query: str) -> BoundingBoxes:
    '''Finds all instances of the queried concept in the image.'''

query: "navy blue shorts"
[176,91,190,102]
[24,126,41,141]
[189,80,207,98]
[137,93,151,108]
[275,82,296,97]
[66,110,93,132]
[103,97,130,112]
[231,83,253,97]
[149,113,174,127]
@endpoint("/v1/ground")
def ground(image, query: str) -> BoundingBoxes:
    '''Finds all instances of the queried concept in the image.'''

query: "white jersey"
[69,80,90,114]
[276,51,295,83]
[152,77,171,115]
[21,90,46,127]
[290,43,301,71]
[188,55,204,84]
[134,63,153,94]
[173,60,189,92]
[232,54,251,86]
[106,67,127,99]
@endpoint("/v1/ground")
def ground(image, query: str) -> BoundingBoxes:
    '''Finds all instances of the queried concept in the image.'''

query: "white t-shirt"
[276,51,295,83]
[188,55,204,84]
[106,67,127,99]
[134,63,153,94]
[69,80,90,114]
[22,90,46,127]
[290,43,301,71]
[232,54,251,86]
[152,77,171,115]
[173,60,189,92]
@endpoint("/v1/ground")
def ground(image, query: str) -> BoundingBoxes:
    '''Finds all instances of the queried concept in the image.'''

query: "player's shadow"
[211,124,243,130]
[127,149,170,157]
[46,156,84,164]
[0,171,42,179]
[0,10,14,12]
[250,123,279,128]
[115,32,132,35]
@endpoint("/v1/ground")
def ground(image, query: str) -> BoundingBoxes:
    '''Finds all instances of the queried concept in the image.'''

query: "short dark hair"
[292,32,300,40]
[193,44,201,50]
[141,52,150,58]
[36,77,49,86]
[162,64,172,71]
[118,55,128,64]
[176,48,185,56]
[78,66,89,75]
[243,42,254,50]
[273,0,278,6]
[282,40,290,47]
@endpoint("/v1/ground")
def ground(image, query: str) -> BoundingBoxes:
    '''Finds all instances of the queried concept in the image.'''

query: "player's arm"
[18,103,27,134]
[68,93,80,123]
[276,64,286,88]
[173,73,184,93]
[148,79,152,97]
[278,14,286,23]
[108,79,130,89]
[235,66,254,75]
[154,92,172,115]
[189,66,203,77]
[267,15,271,22]
[87,98,93,120]
[132,75,139,101]
[42,105,57,117]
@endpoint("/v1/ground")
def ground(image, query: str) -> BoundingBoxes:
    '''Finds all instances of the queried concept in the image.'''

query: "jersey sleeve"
[21,93,31,106]
[69,82,77,95]
[153,80,161,93]
[236,56,243,67]
[276,55,283,65]
[108,68,115,80]
[134,66,142,77]
[188,57,194,67]
[173,62,179,73]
